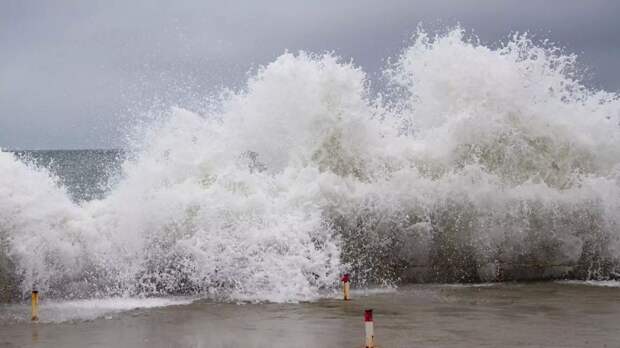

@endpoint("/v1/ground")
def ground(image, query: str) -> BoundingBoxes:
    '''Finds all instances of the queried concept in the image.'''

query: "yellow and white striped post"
[31,290,39,321]
[341,274,351,301]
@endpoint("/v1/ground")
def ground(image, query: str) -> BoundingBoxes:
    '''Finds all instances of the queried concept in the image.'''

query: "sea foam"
[1,27,619,302]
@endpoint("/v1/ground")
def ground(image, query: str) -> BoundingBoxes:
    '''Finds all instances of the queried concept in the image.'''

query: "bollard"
[364,309,374,348]
[31,290,39,321]
[341,274,351,301]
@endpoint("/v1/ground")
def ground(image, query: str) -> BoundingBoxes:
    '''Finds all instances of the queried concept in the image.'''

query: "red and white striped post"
[341,274,351,301]
[364,309,375,348]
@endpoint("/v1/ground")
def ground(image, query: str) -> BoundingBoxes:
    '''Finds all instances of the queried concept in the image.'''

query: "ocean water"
[11,150,123,202]
[1,28,620,305]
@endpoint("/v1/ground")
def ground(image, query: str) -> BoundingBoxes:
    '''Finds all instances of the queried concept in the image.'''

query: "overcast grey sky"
[1,0,619,149]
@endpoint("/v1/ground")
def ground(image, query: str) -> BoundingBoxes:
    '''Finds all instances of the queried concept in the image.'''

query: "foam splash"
[0,297,195,323]
[558,280,620,288]
[1,27,619,302]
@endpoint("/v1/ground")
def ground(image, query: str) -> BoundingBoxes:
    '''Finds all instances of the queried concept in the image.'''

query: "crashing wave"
[1,27,619,302]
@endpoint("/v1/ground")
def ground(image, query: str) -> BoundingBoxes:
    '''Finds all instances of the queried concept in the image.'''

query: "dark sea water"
[11,150,124,202]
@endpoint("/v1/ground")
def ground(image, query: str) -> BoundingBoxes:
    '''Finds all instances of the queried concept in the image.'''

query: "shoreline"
[2,281,619,347]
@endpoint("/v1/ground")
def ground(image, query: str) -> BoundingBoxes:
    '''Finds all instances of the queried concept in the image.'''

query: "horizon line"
[3,148,126,152]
